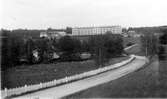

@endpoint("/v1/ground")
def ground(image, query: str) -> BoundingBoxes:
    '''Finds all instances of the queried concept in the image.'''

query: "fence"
[124,44,138,51]
[1,55,136,99]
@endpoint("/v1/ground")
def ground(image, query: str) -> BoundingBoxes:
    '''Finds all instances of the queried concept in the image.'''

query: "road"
[14,56,147,99]
[66,56,167,98]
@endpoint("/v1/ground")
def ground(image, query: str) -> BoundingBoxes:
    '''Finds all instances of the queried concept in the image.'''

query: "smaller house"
[40,29,66,39]
[32,49,40,62]
[40,32,48,38]
[122,32,128,37]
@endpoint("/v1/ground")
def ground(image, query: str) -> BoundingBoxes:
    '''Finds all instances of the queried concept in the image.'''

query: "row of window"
[72,27,122,35]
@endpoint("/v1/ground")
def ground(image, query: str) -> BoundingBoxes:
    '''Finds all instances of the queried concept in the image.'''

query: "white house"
[40,29,66,39]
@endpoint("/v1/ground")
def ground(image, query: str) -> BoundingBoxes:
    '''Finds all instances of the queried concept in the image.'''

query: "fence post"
[40,83,42,88]
[65,77,68,83]
[25,85,27,92]
[4,88,8,97]
[51,81,54,86]
[54,79,56,85]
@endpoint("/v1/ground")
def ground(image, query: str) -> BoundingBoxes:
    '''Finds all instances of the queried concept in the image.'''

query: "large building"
[72,26,122,36]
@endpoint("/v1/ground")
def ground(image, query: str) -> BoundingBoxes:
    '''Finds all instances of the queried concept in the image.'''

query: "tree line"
[1,30,124,70]
[140,28,167,58]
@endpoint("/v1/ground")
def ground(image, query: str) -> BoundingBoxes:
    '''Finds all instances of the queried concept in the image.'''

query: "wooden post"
[25,85,27,92]
[40,83,42,88]
[5,88,8,97]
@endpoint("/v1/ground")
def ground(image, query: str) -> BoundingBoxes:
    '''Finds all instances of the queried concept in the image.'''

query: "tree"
[90,34,107,66]
[58,36,81,53]
[25,38,35,64]
[57,36,82,61]
[158,29,167,59]
[73,38,81,53]
[159,33,167,44]
[88,33,124,67]
[35,38,54,63]
[80,41,90,52]
[1,30,12,70]
[1,30,23,70]
[66,27,72,34]
[141,33,158,57]
[104,33,124,57]
[58,36,75,53]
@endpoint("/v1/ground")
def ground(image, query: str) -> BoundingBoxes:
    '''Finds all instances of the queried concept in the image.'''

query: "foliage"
[1,30,22,70]
[1,29,124,70]
[58,36,81,53]
[25,38,35,64]
[57,36,82,61]
[88,33,124,66]
[158,29,167,60]
[159,33,167,44]
[80,41,90,52]
[128,26,167,34]
[66,27,72,34]
[11,29,41,39]
[1,30,50,70]
[141,33,158,56]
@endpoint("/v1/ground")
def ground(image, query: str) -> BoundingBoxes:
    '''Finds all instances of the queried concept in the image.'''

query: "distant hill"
[0,28,67,39]
[11,29,44,38]
[128,25,167,34]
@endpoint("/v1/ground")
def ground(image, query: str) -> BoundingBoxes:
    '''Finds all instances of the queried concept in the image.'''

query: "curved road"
[66,56,167,98]
[14,57,147,99]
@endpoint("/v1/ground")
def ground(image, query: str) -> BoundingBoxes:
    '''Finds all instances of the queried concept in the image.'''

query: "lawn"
[125,44,145,56]
[123,37,141,47]
[123,36,145,56]
[1,56,129,89]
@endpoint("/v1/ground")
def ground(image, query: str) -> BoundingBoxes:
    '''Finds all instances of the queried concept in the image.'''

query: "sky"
[1,0,167,29]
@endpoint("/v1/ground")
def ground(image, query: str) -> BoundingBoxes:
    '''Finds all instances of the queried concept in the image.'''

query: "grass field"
[123,37,141,47]
[123,37,145,56]
[1,56,129,89]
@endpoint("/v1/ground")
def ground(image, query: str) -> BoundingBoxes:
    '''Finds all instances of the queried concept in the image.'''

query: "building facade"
[72,26,122,36]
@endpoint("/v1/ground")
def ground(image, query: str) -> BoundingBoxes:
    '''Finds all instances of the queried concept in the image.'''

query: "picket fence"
[1,55,136,98]
[124,44,138,51]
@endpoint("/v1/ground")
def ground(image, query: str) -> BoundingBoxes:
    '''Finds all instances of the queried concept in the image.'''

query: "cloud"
[1,0,167,29]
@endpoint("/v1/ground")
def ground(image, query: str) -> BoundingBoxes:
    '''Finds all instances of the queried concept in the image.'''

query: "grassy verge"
[123,37,145,56]
[125,43,145,56]
[123,37,141,47]
[1,56,129,89]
